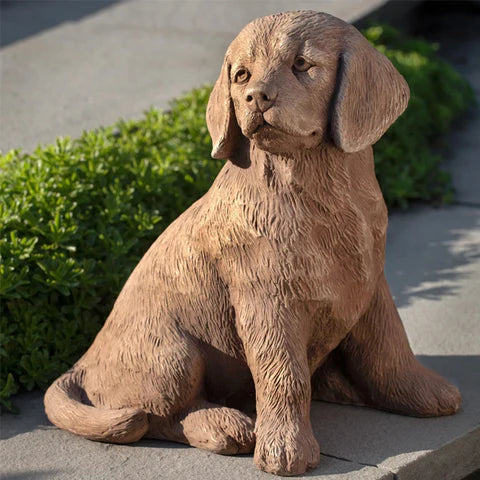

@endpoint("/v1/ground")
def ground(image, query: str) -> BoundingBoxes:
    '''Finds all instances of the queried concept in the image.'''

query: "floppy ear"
[331,26,410,153]
[206,58,242,160]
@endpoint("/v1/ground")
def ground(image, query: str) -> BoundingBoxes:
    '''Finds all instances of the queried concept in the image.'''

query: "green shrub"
[0,25,474,410]
[363,24,474,206]
[0,88,222,411]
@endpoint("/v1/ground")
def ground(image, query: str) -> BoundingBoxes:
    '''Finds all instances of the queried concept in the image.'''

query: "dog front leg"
[233,290,320,476]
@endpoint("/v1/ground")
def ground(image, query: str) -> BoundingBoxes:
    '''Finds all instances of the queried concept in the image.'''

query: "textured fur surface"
[45,11,461,476]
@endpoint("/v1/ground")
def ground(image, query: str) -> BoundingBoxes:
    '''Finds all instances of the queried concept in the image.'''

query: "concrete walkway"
[1,1,479,480]
[0,0,387,153]
[2,205,479,480]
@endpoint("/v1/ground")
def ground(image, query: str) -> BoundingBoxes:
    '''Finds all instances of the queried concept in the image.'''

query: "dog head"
[206,11,409,159]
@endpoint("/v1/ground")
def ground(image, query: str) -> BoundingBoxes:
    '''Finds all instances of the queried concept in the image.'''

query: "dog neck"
[212,139,377,212]
[210,139,384,248]
[246,141,354,201]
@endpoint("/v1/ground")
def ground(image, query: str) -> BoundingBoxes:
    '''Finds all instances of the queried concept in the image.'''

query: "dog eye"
[234,68,250,84]
[292,56,312,73]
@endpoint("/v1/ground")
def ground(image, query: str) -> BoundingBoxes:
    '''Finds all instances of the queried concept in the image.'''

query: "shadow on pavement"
[1,0,123,47]
[3,356,477,478]
[2,470,63,480]
[309,354,480,470]
[386,205,480,308]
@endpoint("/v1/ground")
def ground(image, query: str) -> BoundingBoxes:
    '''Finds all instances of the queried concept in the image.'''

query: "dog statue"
[45,11,461,476]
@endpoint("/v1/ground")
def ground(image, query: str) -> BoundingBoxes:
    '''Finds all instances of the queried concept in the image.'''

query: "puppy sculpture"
[45,11,461,476]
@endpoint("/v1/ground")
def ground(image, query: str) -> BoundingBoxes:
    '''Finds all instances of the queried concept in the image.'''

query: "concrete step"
[2,204,479,480]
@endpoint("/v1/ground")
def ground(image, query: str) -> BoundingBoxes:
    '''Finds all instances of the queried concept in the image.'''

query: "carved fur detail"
[45,11,461,476]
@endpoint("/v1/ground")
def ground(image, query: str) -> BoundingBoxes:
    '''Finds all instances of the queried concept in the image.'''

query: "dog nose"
[245,84,277,113]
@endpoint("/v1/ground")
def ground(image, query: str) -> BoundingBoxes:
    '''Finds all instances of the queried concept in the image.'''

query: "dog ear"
[331,26,410,153]
[206,58,242,160]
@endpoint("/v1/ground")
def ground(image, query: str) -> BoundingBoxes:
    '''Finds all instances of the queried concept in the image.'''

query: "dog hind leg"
[147,399,255,454]
[311,349,366,407]
[339,273,461,417]
[141,328,255,454]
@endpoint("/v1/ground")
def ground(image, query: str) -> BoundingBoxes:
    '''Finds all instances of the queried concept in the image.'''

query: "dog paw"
[254,423,320,476]
[182,405,255,455]
[410,368,461,417]
[375,366,461,417]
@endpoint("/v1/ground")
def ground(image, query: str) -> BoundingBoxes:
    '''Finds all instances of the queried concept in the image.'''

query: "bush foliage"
[0,25,474,409]
[364,25,474,206]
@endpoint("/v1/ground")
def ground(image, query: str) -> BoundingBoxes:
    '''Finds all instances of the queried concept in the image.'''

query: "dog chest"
[216,199,383,322]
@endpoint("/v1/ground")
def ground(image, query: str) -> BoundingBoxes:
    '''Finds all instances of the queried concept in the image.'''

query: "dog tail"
[44,368,149,444]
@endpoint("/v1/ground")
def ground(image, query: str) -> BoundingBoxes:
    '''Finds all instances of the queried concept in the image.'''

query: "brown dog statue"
[45,11,461,476]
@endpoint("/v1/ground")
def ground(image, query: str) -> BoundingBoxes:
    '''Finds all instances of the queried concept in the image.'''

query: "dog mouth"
[253,120,276,134]
[246,115,318,139]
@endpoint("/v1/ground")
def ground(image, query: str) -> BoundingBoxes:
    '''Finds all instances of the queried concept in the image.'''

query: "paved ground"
[1,1,479,480]
[2,203,479,480]
[0,0,387,153]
